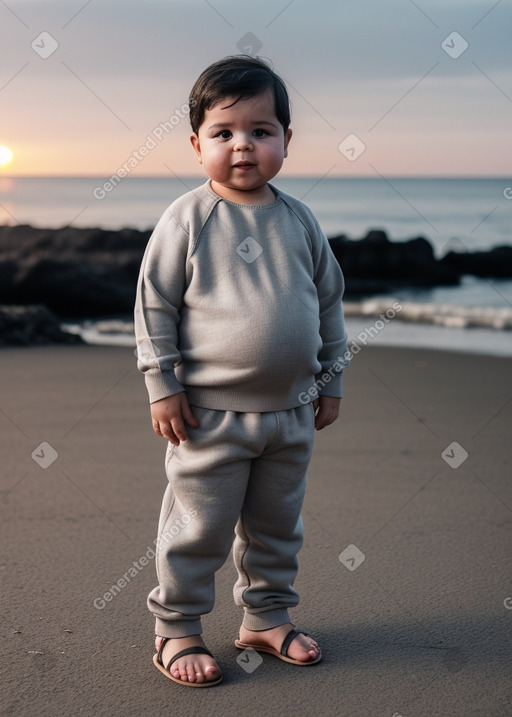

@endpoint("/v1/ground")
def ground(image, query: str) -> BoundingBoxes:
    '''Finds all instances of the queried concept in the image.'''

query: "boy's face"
[190,88,292,204]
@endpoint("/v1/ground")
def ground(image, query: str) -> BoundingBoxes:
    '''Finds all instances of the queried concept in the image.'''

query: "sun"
[0,146,13,167]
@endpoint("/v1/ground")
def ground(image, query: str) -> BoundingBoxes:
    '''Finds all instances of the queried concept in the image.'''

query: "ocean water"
[1,176,511,254]
[2,176,512,353]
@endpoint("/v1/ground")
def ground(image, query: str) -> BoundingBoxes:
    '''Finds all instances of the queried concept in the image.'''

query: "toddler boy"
[134,55,349,687]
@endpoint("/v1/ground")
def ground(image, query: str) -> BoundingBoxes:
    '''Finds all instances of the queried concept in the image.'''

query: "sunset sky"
[1,0,511,178]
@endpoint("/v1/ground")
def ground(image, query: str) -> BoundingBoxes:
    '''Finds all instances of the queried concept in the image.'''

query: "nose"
[233,133,254,151]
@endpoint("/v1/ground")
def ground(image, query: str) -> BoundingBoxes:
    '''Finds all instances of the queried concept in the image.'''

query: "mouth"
[233,161,256,168]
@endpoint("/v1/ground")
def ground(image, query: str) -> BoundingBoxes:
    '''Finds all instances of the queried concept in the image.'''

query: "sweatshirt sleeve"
[311,218,350,398]
[134,210,189,403]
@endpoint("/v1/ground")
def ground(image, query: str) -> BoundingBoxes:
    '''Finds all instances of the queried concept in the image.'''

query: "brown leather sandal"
[235,627,322,666]
[153,638,223,687]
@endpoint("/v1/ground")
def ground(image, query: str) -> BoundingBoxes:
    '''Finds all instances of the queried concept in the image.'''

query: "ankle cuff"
[155,617,203,638]
[242,608,291,631]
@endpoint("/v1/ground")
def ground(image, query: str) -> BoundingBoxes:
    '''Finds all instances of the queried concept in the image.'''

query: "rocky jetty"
[328,230,512,295]
[0,224,149,318]
[0,305,84,346]
[0,224,511,345]
[440,245,512,279]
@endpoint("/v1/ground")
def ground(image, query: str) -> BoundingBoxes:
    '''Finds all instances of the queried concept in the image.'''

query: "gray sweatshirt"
[134,180,349,412]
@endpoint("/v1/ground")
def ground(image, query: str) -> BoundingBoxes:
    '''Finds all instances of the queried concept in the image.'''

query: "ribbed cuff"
[155,617,203,638]
[315,369,343,399]
[241,608,291,631]
[145,370,184,404]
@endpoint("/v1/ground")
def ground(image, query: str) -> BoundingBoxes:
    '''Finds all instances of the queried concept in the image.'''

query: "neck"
[209,181,275,205]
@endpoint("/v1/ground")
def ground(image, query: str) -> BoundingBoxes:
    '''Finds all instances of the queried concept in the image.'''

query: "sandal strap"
[156,637,170,666]
[165,645,213,671]
[280,629,309,657]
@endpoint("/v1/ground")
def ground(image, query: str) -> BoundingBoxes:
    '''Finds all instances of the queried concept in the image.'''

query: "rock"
[0,224,510,316]
[0,305,84,346]
[12,257,137,317]
[440,245,512,278]
[328,230,461,296]
[0,224,151,318]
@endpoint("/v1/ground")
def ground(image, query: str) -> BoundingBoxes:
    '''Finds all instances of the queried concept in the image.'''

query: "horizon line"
[1,173,510,180]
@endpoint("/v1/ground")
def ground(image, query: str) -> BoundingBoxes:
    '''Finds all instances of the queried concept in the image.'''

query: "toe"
[156,635,221,683]
[192,661,204,683]
[205,664,220,679]
[289,633,320,662]
[178,664,190,681]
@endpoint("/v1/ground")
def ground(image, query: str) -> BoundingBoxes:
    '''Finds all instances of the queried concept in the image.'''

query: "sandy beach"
[1,344,511,716]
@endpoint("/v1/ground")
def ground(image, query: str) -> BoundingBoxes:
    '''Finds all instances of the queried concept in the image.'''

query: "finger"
[163,429,180,446]
[315,410,330,430]
[171,417,188,442]
[182,403,199,428]
[152,420,163,437]
[317,411,338,430]
[158,421,180,446]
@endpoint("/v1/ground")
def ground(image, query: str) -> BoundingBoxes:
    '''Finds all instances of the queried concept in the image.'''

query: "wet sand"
[1,344,511,716]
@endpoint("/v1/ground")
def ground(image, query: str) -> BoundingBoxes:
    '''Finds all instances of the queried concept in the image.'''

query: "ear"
[283,128,292,158]
[190,133,202,163]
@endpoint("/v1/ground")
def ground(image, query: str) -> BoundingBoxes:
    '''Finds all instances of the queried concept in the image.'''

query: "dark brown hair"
[189,55,291,134]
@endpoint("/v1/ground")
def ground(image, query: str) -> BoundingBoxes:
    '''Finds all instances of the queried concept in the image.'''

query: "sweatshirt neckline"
[204,179,281,210]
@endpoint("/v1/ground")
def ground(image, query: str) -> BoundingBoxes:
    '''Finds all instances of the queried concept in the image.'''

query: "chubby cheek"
[261,139,286,161]
[201,147,230,177]
[262,147,286,171]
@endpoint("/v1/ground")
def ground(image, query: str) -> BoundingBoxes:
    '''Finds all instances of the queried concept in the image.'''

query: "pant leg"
[148,406,253,638]
[148,406,289,638]
[232,402,316,630]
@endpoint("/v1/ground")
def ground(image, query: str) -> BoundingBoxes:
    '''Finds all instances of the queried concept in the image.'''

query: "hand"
[312,396,341,430]
[150,393,199,446]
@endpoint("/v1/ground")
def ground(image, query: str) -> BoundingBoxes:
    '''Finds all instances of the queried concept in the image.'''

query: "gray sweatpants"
[148,402,316,638]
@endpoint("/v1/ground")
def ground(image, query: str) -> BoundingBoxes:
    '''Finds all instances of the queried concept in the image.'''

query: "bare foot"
[155,635,222,684]
[238,623,320,663]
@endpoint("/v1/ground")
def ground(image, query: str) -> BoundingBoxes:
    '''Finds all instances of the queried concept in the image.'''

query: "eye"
[216,129,232,139]
[253,129,269,138]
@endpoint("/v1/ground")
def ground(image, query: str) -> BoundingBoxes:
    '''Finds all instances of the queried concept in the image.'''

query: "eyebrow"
[207,120,279,130]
